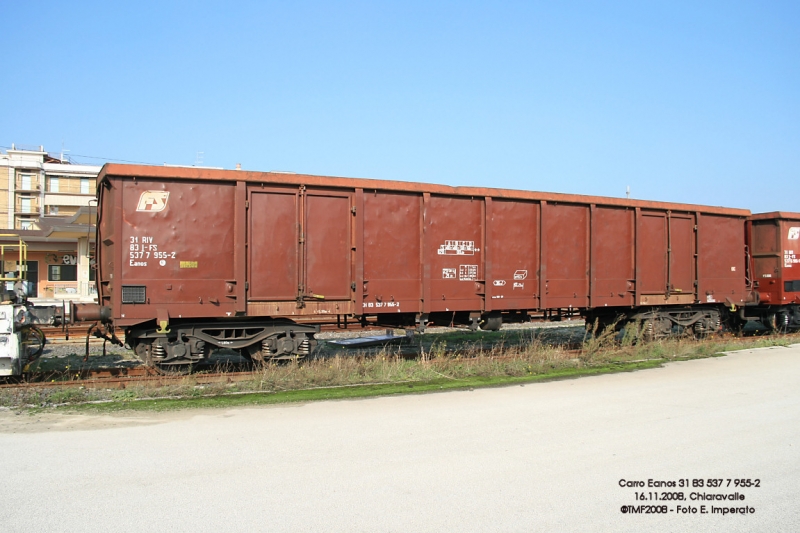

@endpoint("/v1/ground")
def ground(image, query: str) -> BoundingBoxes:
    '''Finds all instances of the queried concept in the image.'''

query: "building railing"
[14,200,41,213]
[42,282,95,297]
[44,282,79,297]
[15,180,41,191]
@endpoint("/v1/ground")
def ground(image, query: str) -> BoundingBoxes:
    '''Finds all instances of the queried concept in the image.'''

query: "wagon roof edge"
[97,163,752,217]
[749,211,800,221]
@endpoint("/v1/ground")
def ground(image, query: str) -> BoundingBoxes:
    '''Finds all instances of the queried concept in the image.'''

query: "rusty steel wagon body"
[73,164,798,369]
[744,212,800,329]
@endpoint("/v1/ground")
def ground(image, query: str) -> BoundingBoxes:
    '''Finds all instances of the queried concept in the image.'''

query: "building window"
[47,206,59,216]
[24,261,38,297]
[20,220,34,230]
[49,176,60,192]
[48,265,78,282]
[21,174,32,190]
[20,198,32,213]
[3,261,38,297]
[80,178,91,194]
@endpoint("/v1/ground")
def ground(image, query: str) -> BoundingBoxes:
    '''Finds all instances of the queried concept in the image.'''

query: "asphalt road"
[1,344,798,532]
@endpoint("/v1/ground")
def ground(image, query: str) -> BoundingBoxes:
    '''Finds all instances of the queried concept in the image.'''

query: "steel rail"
[1,332,791,391]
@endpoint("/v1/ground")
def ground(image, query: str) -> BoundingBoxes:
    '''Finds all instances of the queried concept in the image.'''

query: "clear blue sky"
[3,1,798,212]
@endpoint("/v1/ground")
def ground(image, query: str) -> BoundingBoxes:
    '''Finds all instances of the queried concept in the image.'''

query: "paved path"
[1,345,799,532]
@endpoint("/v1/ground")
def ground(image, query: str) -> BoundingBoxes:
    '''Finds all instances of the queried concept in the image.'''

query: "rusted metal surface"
[750,213,800,305]
[362,192,422,314]
[697,214,747,305]
[542,202,589,309]
[591,206,634,308]
[101,177,239,327]
[248,187,299,300]
[94,163,756,340]
[638,211,668,295]
[426,196,484,312]
[486,199,539,310]
[70,303,111,323]
[304,191,352,301]
[97,164,751,217]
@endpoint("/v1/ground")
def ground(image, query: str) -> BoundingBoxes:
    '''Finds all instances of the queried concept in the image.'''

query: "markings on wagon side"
[363,302,401,309]
[789,227,800,240]
[129,235,176,266]
[136,191,170,212]
[459,265,478,281]
[442,268,457,279]
[514,270,528,280]
[438,240,479,256]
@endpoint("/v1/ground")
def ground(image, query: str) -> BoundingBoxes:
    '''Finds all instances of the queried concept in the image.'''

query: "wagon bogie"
[127,318,318,368]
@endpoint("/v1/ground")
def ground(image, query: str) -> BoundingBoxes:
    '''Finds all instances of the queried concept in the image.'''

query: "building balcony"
[43,194,94,207]
[14,200,41,214]
[41,282,97,298]
[15,181,41,192]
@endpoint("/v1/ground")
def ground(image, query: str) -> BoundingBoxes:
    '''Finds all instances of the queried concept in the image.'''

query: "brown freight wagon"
[744,212,800,329]
[80,164,751,369]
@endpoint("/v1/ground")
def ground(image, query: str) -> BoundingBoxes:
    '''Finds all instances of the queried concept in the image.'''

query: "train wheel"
[133,341,156,366]
[133,341,195,375]
[479,313,502,331]
[693,311,721,337]
[766,312,790,333]
[152,362,195,375]
[643,317,671,340]
[246,333,313,363]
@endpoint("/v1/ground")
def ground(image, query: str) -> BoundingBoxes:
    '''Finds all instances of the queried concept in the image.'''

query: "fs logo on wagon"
[136,191,170,212]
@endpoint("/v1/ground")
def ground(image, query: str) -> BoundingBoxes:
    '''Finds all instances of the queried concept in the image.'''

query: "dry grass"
[1,327,796,410]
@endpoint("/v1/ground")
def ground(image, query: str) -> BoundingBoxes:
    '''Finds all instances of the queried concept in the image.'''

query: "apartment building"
[0,144,100,303]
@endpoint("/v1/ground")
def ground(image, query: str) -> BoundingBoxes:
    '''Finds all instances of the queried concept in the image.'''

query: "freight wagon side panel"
[426,196,483,312]
[780,219,800,304]
[304,191,352,302]
[637,211,697,305]
[697,215,747,305]
[637,212,667,299]
[590,206,634,308]
[541,203,589,309]
[247,186,354,317]
[755,217,800,305]
[248,188,299,301]
[669,214,696,297]
[750,216,800,305]
[485,199,539,310]
[751,220,781,303]
[362,192,421,314]
[118,179,238,320]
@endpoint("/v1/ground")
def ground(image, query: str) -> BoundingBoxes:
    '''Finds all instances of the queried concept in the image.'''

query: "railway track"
[1,330,791,392]
[38,325,92,342]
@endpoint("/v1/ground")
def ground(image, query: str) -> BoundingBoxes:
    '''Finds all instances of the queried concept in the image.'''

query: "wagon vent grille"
[785,280,800,293]
[121,285,146,304]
